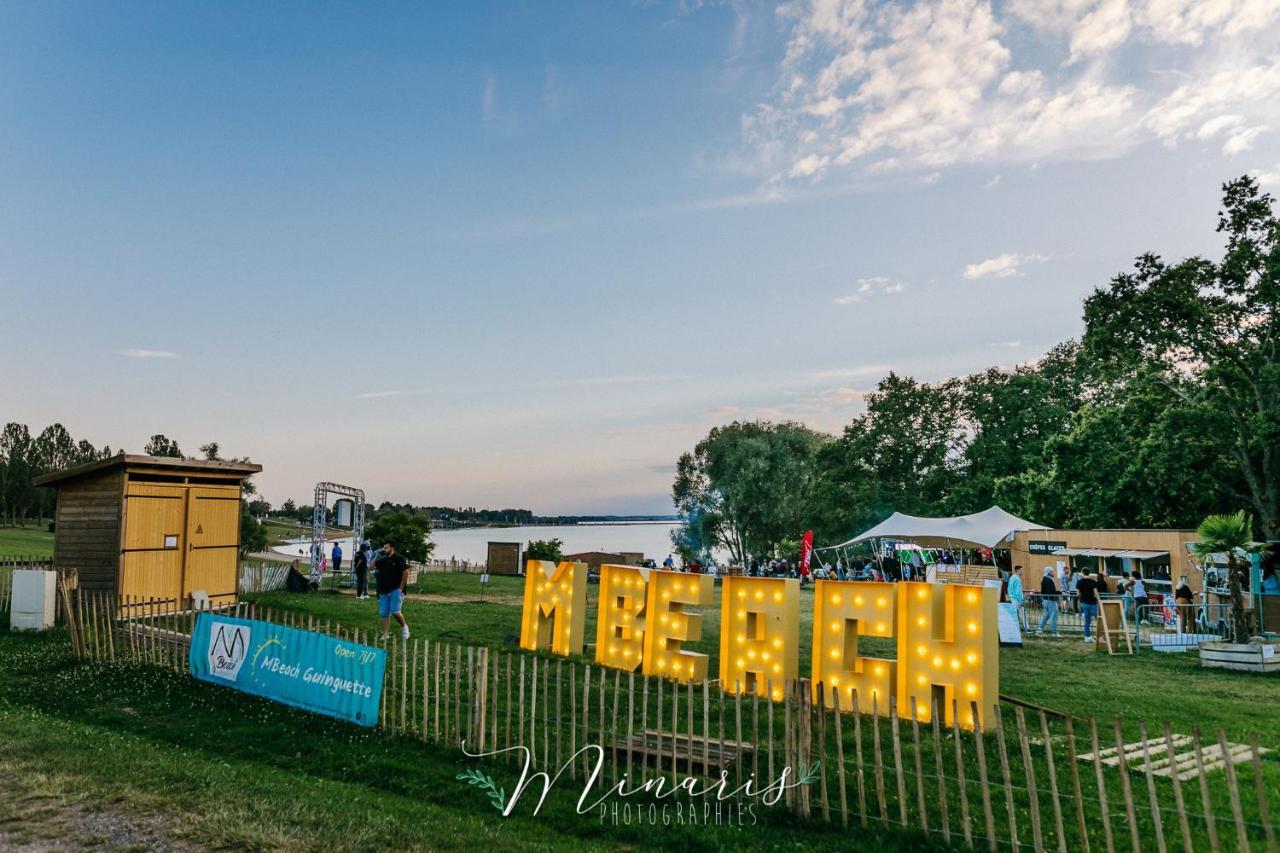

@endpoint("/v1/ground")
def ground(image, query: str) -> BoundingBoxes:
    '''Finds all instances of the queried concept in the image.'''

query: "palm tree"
[1191,511,1264,644]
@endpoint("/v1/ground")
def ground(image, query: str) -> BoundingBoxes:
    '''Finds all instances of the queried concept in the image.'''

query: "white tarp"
[831,505,1047,550]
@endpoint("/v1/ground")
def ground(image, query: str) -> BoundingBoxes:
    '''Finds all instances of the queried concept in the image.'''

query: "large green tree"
[673,420,829,564]
[1084,176,1280,538]
[812,374,963,542]
[365,510,435,564]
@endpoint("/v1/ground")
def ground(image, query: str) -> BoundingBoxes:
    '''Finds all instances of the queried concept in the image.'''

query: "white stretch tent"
[830,506,1046,550]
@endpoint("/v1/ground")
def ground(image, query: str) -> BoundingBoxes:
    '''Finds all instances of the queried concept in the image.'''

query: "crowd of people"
[1004,563,1195,642]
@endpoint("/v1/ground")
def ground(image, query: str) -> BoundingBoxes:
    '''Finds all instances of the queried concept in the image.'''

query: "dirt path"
[0,786,199,852]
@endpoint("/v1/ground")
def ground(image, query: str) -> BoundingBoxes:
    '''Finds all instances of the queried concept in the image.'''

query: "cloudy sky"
[2,0,1278,514]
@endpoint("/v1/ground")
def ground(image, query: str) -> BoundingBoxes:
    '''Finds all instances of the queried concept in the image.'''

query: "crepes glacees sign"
[520,562,999,730]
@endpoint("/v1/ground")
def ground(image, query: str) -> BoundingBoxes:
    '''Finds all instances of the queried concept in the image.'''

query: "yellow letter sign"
[642,569,713,683]
[519,560,587,656]
[720,576,800,701]
[595,564,649,671]
[811,580,896,714]
[897,582,998,729]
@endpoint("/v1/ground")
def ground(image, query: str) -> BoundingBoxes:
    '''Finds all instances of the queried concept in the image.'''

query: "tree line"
[674,176,1280,564]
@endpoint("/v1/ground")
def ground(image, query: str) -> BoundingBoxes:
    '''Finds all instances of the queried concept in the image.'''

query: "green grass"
[0,526,54,559]
[0,621,943,851]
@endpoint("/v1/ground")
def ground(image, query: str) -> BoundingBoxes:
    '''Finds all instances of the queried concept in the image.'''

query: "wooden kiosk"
[35,454,261,610]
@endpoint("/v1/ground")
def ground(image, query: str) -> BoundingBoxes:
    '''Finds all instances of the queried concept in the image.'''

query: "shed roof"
[33,453,262,487]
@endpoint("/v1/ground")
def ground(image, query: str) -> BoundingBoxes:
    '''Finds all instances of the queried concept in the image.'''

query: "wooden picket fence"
[67,589,1279,852]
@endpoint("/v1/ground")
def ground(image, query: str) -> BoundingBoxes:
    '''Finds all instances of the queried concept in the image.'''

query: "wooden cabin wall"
[52,469,123,592]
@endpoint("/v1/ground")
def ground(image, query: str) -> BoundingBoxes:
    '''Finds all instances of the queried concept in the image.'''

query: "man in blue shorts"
[375,541,410,641]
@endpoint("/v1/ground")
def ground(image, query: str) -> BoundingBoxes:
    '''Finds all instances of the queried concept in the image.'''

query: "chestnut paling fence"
[61,588,1280,852]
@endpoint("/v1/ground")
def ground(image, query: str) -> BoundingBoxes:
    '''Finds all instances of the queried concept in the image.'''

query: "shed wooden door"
[183,485,241,601]
[121,483,186,604]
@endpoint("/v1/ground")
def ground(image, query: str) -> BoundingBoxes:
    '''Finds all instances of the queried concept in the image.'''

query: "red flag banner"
[800,529,814,575]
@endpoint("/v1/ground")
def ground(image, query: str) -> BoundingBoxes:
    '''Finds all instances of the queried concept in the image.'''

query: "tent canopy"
[829,506,1046,550]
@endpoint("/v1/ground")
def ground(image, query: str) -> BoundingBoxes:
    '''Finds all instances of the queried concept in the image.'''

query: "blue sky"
[2,0,1278,514]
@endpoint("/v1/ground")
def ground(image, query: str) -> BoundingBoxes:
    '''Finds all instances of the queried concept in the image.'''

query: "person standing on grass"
[376,541,410,641]
[1175,575,1194,633]
[1130,570,1149,624]
[1008,565,1026,628]
[1077,568,1100,642]
[331,540,343,578]
[353,541,371,600]
[1036,567,1061,636]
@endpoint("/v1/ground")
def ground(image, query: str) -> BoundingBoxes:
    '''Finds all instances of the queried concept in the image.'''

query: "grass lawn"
[0,526,54,559]
[0,621,942,851]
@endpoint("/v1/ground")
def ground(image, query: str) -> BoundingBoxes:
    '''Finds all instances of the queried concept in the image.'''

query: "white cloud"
[1223,124,1267,154]
[745,0,1280,184]
[983,174,1002,189]
[118,348,178,359]
[833,275,906,304]
[962,252,1047,279]
[991,340,1023,348]
[1253,164,1280,185]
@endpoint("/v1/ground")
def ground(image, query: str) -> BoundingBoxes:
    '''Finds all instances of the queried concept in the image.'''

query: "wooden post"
[569,660,578,777]
[1216,728,1251,853]
[931,699,950,845]
[543,658,550,766]
[1112,718,1141,853]
[1137,722,1167,853]
[528,657,537,767]
[734,683,743,794]
[454,644,462,747]
[871,693,888,826]
[971,701,998,853]
[582,665,592,778]
[818,683,830,822]
[626,671,635,785]
[767,679,776,800]
[1191,726,1219,853]
[1091,717,1117,853]
[833,687,849,827]
[890,702,908,826]
[1014,706,1044,852]
[1162,724,1192,853]
[1250,732,1275,853]
[641,675,650,785]
[433,641,442,741]
[422,638,430,738]
[951,700,972,849]
[556,660,563,772]
[1065,717,1091,853]
[992,704,1019,848]
[910,701,928,834]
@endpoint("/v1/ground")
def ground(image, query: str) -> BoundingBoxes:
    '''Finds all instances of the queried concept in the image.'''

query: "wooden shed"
[34,454,262,608]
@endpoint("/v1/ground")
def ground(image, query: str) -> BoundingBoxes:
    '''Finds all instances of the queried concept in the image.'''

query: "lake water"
[272,521,683,565]
[431,522,681,564]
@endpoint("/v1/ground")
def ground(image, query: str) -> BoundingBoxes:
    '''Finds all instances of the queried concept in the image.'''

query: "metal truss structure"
[310,482,366,578]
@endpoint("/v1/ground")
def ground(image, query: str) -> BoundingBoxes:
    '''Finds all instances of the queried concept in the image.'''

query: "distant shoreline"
[432,517,679,530]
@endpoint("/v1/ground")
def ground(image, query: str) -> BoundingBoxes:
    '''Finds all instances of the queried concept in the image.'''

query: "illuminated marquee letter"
[595,564,649,671]
[811,580,896,713]
[897,582,998,730]
[519,560,587,656]
[642,569,713,683]
[720,576,800,701]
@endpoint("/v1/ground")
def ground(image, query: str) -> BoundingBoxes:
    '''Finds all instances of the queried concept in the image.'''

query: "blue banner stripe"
[189,612,386,727]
